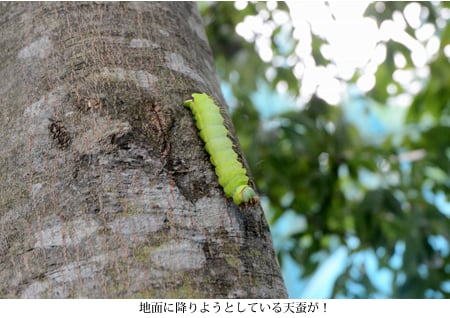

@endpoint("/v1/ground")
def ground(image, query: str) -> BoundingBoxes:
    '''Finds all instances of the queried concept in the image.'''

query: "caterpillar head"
[233,185,259,205]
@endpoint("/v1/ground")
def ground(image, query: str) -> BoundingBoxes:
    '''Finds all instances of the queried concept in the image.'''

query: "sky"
[234,0,442,109]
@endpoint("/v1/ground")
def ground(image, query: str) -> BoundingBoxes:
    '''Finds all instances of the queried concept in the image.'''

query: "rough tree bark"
[0,2,287,298]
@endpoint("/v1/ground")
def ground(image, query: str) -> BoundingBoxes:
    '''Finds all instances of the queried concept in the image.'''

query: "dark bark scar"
[48,118,71,149]
[148,102,172,167]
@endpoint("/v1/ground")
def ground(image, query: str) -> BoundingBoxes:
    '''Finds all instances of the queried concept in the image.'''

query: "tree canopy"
[200,1,450,298]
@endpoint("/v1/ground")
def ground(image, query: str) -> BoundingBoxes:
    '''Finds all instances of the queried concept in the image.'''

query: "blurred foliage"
[199,1,450,298]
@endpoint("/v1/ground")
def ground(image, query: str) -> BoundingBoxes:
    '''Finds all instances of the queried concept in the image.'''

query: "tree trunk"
[0,2,286,298]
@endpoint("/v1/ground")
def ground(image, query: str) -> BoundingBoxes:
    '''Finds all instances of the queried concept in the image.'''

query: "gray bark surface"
[0,2,287,298]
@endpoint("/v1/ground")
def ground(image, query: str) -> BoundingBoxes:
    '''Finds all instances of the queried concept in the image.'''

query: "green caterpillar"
[184,93,258,205]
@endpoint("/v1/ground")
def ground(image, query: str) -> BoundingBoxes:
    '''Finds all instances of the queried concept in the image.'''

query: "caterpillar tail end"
[184,98,194,108]
[233,185,259,205]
